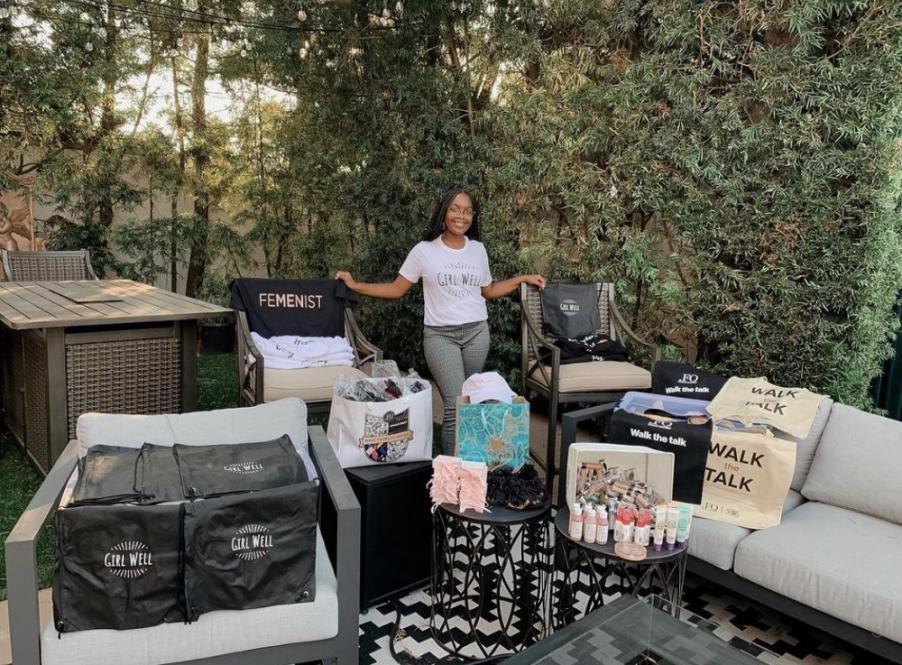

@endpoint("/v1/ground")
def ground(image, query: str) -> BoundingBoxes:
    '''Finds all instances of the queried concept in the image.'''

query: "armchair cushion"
[41,530,337,665]
[75,398,315,480]
[530,361,651,394]
[263,365,367,404]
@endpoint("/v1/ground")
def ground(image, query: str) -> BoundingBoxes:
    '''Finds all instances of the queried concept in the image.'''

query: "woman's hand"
[334,270,357,289]
[521,274,547,290]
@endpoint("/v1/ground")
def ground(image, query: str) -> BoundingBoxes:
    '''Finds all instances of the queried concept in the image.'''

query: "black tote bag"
[608,411,711,504]
[182,481,319,619]
[53,503,185,632]
[539,283,600,339]
[70,445,143,506]
[173,435,307,499]
[652,361,727,399]
[135,443,184,504]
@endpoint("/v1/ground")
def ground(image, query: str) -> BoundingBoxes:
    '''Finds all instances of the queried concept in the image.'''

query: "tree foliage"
[1,0,899,406]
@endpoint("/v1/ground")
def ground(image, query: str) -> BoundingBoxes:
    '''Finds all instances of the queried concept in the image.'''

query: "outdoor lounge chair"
[1,249,99,281]
[4,398,361,665]
[520,282,660,498]
[233,278,382,412]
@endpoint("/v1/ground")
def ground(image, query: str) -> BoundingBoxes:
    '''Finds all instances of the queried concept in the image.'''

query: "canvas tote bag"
[539,283,600,339]
[706,377,825,439]
[696,427,796,529]
[327,378,433,468]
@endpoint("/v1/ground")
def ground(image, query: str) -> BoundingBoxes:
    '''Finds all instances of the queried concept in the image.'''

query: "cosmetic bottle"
[613,506,624,542]
[665,505,679,550]
[596,506,609,545]
[676,504,693,547]
[653,506,667,551]
[620,506,635,544]
[568,502,584,541]
[635,509,652,546]
[584,505,597,544]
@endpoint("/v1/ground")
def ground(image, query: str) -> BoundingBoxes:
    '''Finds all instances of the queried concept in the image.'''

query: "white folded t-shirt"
[399,237,493,327]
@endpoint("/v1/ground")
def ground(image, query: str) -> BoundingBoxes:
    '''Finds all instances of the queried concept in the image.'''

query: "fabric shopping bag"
[652,361,727,399]
[71,445,143,506]
[182,481,319,620]
[696,426,796,529]
[455,396,530,469]
[173,434,307,499]
[327,378,433,468]
[53,503,185,632]
[608,410,711,505]
[706,377,825,439]
[539,283,600,339]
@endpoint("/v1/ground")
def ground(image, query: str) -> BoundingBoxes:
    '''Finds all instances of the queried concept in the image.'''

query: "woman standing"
[336,188,546,454]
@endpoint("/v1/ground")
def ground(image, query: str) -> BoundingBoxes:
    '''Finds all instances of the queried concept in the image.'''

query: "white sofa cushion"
[776,397,833,491]
[801,404,902,524]
[41,531,337,665]
[688,490,805,570]
[531,362,651,393]
[734,502,902,644]
[264,365,367,403]
[75,398,315,480]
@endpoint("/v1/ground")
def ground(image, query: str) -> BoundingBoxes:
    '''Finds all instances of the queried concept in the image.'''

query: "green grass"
[0,353,241,600]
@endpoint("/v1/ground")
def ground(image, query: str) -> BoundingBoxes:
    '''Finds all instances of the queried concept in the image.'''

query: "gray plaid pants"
[423,320,491,455]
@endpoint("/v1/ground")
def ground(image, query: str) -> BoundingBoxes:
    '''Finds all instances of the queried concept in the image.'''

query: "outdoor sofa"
[4,398,361,665]
[561,399,902,664]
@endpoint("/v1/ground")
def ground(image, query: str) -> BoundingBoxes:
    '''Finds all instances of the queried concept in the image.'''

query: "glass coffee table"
[505,594,770,664]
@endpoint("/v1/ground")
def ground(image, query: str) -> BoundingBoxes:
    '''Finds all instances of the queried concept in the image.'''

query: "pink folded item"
[430,455,461,507]
[458,461,488,514]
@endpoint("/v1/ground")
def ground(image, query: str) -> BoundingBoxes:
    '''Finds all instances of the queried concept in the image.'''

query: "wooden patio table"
[0,279,231,472]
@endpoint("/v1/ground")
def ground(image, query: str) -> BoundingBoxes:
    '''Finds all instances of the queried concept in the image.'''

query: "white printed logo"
[678,373,699,385]
[559,299,580,316]
[104,541,153,579]
[224,461,265,475]
[648,420,673,431]
[232,524,273,561]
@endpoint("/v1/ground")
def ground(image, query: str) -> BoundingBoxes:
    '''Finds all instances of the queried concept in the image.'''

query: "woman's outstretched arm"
[482,274,546,300]
[335,271,413,300]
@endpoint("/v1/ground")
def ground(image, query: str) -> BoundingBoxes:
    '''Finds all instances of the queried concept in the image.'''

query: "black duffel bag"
[53,503,185,632]
[182,481,319,619]
[652,361,727,399]
[174,434,307,499]
[608,411,711,505]
[70,445,143,506]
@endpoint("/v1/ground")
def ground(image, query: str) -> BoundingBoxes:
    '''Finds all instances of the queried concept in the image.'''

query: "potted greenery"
[197,274,235,354]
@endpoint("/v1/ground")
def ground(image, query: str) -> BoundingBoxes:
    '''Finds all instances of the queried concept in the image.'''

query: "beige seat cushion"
[264,365,367,403]
[530,361,651,393]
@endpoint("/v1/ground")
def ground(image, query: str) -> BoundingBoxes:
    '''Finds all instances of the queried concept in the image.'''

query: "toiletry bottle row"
[572,502,693,551]
[568,502,609,545]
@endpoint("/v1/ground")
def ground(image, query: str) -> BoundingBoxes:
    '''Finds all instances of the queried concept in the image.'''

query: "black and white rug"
[359,568,891,665]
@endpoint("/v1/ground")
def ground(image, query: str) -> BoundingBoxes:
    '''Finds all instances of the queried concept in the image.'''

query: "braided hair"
[422,188,481,242]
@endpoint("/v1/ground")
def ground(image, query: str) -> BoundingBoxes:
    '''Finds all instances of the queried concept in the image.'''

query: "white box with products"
[566,442,676,509]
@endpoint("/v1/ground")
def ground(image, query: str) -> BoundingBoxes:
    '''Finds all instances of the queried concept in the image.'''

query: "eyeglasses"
[448,206,474,217]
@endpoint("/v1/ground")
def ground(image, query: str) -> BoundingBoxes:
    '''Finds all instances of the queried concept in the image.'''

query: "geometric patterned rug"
[359,573,894,664]
[359,572,893,665]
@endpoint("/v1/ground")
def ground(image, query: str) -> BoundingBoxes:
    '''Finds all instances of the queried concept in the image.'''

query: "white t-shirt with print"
[399,237,493,326]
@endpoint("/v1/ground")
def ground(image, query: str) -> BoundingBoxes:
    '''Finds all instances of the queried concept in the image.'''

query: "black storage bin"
[345,461,432,609]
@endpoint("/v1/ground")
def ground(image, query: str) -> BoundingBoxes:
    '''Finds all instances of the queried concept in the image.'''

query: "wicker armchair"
[520,282,661,497]
[1,250,99,281]
[234,279,382,413]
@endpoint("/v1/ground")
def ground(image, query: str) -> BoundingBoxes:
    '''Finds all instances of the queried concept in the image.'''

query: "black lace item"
[486,464,548,510]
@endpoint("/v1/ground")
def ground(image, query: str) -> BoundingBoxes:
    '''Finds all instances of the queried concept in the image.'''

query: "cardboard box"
[455,396,530,469]
[565,443,675,508]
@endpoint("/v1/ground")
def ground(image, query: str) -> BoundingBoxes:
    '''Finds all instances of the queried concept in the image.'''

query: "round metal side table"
[430,500,552,660]
[553,507,688,628]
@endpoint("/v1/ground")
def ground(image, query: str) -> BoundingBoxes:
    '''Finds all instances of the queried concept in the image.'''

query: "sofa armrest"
[558,403,617,506]
[5,439,79,665]
[308,425,360,644]
[236,311,265,406]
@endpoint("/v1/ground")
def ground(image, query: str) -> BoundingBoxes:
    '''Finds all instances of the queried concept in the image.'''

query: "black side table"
[430,500,552,660]
[553,508,688,628]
